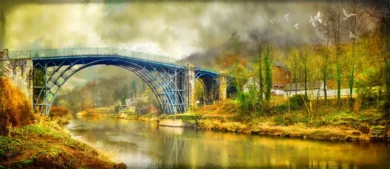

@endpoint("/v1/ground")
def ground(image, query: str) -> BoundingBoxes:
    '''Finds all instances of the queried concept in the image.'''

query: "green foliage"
[289,95,309,110]
[129,80,137,97]
[120,84,129,105]
[114,105,121,113]
[264,46,272,102]
[274,104,289,113]
[22,125,57,137]
[20,159,32,166]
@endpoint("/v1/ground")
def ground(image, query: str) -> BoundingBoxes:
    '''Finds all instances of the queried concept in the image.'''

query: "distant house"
[243,77,259,93]
[284,81,327,97]
[243,61,291,95]
[272,61,291,89]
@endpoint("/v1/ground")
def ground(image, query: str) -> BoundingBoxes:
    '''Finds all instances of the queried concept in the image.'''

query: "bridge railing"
[7,47,179,64]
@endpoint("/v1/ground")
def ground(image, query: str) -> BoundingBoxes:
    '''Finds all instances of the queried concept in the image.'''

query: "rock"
[358,126,370,134]
[370,125,386,141]
[351,131,361,136]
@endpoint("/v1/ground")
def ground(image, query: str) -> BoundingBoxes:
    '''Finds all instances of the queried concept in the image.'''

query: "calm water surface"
[65,117,390,169]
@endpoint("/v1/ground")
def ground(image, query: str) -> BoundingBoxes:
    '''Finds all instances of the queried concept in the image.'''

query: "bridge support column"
[219,70,228,101]
[185,63,195,112]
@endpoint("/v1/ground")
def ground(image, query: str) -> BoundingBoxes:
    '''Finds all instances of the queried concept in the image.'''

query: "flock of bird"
[270,8,358,39]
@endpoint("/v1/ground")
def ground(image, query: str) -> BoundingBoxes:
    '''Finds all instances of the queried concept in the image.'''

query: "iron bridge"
[7,48,224,115]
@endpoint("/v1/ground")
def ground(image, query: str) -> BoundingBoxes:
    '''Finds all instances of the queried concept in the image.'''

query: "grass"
[0,120,125,169]
[190,99,389,142]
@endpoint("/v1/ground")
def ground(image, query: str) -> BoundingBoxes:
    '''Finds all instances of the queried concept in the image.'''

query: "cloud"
[4,3,104,50]
[1,1,376,88]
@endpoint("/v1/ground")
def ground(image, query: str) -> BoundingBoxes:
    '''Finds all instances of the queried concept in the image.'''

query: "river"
[65,117,390,169]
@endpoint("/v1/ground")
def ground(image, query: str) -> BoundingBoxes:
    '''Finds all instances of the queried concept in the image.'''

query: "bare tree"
[343,1,370,109]
[317,6,333,104]
[248,29,271,104]
[319,4,344,109]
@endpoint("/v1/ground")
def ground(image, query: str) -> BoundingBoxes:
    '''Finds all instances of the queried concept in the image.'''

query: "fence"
[7,47,179,64]
[284,88,358,99]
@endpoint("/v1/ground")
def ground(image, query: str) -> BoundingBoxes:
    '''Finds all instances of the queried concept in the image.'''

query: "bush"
[0,77,32,136]
[289,94,309,110]
[273,104,289,113]
[49,106,70,118]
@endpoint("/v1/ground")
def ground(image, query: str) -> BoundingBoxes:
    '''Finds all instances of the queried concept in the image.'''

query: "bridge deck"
[7,47,218,77]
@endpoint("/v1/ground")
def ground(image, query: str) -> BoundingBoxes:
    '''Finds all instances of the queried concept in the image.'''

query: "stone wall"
[0,58,33,103]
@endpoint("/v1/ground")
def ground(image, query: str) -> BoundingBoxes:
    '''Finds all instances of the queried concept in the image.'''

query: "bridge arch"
[33,57,188,115]
[195,72,219,104]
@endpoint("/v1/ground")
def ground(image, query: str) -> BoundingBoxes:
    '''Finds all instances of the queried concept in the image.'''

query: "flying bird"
[284,13,289,22]
[343,8,356,20]
[349,31,358,39]
[309,16,316,27]
[314,11,322,23]
[294,23,299,30]
[270,18,276,24]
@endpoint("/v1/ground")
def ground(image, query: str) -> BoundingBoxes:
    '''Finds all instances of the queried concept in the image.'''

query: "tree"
[298,44,310,98]
[367,0,390,116]
[343,1,370,108]
[249,29,267,103]
[317,15,332,104]
[264,44,273,103]
[129,80,137,98]
[320,4,344,109]
[120,84,129,105]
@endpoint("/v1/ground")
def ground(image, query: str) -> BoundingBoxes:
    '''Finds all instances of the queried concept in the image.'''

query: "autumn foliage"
[0,77,32,135]
[49,106,70,118]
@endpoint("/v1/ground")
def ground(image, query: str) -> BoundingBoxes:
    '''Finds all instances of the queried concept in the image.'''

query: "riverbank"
[0,118,126,169]
[111,99,390,142]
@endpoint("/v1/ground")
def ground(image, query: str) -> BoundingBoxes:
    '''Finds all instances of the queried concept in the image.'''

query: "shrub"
[289,94,309,110]
[0,77,33,136]
[273,104,289,113]
[49,106,70,118]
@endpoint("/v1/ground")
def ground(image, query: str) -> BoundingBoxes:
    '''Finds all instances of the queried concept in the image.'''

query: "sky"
[0,0,373,90]
[3,1,333,59]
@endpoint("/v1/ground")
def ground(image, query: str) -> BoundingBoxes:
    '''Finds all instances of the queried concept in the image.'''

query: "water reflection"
[66,118,390,169]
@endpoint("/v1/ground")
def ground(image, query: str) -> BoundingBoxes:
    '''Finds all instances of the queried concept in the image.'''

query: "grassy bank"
[117,99,387,142]
[194,100,389,142]
[0,119,126,169]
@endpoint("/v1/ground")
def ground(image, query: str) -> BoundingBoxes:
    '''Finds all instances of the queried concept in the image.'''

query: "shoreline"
[0,119,127,169]
[112,113,389,143]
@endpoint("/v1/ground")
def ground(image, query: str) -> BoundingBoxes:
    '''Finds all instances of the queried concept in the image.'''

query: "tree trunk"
[304,67,307,98]
[337,62,341,109]
[323,66,328,104]
[258,47,263,103]
[264,46,272,103]
[349,66,355,108]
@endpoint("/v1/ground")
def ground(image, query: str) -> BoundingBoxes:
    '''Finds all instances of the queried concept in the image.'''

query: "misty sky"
[1,1,372,90]
[4,1,334,59]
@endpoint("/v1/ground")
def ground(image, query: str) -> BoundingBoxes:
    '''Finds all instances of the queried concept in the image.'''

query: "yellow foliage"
[0,77,32,128]
[49,106,70,118]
